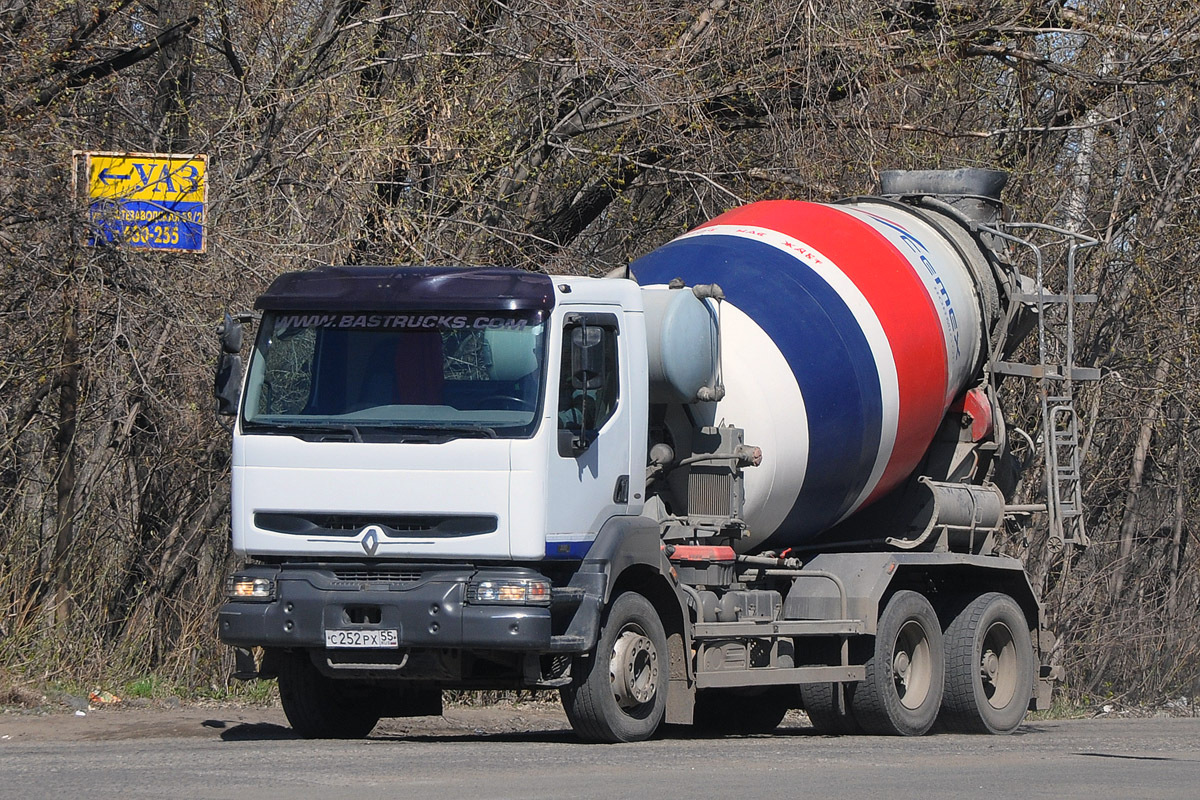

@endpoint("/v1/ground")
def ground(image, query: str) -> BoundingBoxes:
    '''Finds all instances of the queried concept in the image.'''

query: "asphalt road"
[2,705,1198,800]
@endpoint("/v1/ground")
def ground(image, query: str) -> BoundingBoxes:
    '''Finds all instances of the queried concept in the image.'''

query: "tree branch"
[9,15,198,118]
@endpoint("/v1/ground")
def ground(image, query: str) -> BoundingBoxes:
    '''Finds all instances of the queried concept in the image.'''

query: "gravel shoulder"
[0,698,575,743]
[3,697,1197,744]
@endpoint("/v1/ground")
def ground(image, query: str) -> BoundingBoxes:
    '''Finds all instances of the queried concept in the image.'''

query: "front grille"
[329,568,423,584]
[256,512,497,538]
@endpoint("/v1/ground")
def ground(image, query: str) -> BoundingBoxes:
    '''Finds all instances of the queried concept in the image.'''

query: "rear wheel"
[277,651,381,739]
[852,590,944,736]
[561,592,668,743]
[940,592,1034,734]
[802,681,862,734]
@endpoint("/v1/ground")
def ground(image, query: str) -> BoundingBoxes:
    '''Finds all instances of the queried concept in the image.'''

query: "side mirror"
[570,326,605,389]
[218,312,243,354]
[214,352,243,416]
[214,312,248,417]
[559,325,608,456]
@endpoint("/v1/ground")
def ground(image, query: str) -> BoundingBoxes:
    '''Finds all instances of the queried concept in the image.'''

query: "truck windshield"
[242,310,547,439]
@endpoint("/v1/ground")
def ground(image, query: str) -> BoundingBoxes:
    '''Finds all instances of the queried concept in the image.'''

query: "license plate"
[324,628,399,649]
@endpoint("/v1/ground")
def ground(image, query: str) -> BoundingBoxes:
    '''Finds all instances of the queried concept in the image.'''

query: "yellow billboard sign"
[78,151,207,252]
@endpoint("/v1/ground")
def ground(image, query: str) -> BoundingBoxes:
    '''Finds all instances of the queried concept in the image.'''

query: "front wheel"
[277,651,381,739]
[560,592,668,743]
[852,590,944,736]
[940,592,1034,734]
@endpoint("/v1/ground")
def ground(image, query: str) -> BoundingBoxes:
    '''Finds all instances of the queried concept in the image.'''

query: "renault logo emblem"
[360,525,382,557]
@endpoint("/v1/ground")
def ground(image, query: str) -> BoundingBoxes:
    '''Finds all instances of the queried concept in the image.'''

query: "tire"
[940,592,1034,734]
[693,688,791,734]
[277,651,381,739]
[852,590,944,736]
[560,592,668,743]
[801,681,862,735]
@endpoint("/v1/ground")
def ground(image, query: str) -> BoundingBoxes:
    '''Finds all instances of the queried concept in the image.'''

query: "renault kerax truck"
[215,169,1094,741]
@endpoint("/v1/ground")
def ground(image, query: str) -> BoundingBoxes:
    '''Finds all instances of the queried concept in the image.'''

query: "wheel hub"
[980,622,1018,708]
[610,628,659,710]
[981,650,1000,681]
[893,650,912,680]
[892,619,932,709]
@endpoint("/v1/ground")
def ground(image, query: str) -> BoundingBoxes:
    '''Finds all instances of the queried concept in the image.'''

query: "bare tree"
[1,0,1199,703]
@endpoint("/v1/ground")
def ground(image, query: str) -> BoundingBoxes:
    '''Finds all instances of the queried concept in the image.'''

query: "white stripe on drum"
[705,302,809,541]
[684,225,899,520]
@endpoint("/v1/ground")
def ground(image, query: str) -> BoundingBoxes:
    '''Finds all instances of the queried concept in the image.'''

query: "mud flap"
[1033,628,1062,710]
[232,647,259,681]
[666,677,695,725]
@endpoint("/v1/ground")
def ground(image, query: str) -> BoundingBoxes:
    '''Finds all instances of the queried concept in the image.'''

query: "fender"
[555,514,697,724]
[554,515,680,650]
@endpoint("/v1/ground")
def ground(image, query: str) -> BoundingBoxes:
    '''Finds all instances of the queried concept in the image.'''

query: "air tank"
[631,170,1008,552]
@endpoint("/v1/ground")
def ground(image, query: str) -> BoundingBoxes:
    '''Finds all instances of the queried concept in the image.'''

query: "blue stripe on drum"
[632,233,884,538]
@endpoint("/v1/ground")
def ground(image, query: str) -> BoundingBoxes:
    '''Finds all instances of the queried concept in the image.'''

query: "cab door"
[544,309,634,558]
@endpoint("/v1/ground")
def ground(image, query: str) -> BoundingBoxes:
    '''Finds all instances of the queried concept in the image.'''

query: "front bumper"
[218,565,553,651]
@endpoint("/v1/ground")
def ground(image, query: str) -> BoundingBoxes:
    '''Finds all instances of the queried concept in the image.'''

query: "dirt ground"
[0,697,579,743]
[0,696,831,743]
[1,686,1186,744]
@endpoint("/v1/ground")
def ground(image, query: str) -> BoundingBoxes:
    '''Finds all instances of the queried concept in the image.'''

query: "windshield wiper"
[243,421,363,442]
[363,423,498,440]
[244,420,498,442]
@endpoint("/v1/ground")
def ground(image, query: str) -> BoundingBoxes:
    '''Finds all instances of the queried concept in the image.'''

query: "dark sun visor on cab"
[255,266,556,313]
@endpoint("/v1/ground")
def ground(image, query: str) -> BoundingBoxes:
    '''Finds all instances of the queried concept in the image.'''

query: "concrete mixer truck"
[214,168,1097,742]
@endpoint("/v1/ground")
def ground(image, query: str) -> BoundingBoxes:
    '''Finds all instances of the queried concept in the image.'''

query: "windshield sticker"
[274,313,532,332]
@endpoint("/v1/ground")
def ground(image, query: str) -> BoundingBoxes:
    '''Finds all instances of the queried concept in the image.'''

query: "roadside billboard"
[75,151,207,252]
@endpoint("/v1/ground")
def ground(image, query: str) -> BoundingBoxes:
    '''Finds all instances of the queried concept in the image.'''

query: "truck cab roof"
[255,266,557,312]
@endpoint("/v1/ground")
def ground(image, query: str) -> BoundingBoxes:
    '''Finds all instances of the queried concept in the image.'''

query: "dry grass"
[0,670,47,709]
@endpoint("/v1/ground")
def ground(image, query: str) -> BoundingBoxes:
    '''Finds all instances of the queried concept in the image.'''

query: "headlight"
[466,577,551,606]
[226,574,276,601]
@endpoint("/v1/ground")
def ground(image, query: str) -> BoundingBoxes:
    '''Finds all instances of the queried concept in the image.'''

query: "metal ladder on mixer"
[985,222,1101,551]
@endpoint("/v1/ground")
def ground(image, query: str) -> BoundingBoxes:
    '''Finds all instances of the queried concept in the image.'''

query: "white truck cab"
[219,268,674,740]
[229,269,648,564]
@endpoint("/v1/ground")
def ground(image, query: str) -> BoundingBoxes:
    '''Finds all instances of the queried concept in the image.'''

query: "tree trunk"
[153,0,196,149]
[1113,354,1171,600]
[48,284,80,627]
[1166,403,1186,621]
